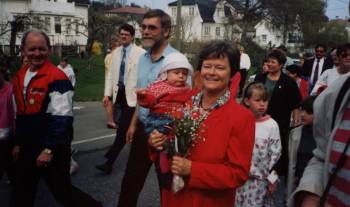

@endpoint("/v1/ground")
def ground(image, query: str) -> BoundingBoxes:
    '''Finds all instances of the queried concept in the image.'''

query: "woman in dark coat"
[255,49,302,177]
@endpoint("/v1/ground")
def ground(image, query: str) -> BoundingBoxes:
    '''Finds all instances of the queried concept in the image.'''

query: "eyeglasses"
[340,53,350,58]
[119,32,131,36]
[141,24,160,31]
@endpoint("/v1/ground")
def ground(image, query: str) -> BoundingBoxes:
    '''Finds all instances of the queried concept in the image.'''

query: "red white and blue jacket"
[12,59,74,151]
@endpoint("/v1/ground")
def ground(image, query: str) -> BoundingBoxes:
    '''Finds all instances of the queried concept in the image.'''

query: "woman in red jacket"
[148,41,255,207]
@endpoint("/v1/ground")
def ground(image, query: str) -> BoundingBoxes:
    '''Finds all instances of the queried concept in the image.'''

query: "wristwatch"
[43,148,53,155]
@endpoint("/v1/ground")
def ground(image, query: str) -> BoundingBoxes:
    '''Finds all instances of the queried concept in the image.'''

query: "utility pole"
[175,0,182,50]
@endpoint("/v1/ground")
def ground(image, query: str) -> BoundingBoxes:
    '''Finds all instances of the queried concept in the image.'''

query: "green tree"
[307,21,348,48]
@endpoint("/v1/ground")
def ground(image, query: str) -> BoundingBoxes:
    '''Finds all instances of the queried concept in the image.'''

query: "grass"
[10,55,106,101]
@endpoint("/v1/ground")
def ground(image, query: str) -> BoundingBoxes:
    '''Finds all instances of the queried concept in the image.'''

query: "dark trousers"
[11,144,101,207]
[0,139,15,182]
[239,69,248,96]
[117,121,153,207]
[105,87,135,164]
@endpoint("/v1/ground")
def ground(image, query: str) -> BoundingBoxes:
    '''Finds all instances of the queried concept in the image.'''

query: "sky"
[125,0,349,20]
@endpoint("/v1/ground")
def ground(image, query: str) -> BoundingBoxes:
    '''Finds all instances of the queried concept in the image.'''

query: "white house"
[0,0,89,55]
[167,0,303,52]
[253,19,302,51]
[167,0,243,42]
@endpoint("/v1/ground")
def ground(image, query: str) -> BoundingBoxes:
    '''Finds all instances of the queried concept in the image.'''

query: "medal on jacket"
[29,98,35,105]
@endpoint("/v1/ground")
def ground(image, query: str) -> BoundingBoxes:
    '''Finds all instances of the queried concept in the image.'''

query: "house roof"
[105,6,148,15]
[168,0,218,23]
[168,0,196,6]
[328,19,350,27]
[73,0,90,5]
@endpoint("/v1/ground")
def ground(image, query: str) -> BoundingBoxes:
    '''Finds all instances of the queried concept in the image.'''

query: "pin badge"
[29,98,35,105]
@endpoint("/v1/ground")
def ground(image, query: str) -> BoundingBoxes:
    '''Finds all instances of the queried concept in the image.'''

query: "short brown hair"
[143,9,172,38]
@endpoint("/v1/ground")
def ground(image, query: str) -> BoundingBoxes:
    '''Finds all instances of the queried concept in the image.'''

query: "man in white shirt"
[57,57,76,87]
[311,48,350,95]
[96,24,145,174]
[302,44,333,91]
[239,46,251,96]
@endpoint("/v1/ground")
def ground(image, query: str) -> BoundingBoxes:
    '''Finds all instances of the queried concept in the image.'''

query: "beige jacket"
[104,44,145,106]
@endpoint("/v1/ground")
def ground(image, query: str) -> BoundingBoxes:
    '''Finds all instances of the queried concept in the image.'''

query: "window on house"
[262,34,267,42]
[217,8,223,16]
[54,17,61,34]
[66,18,72,34]
[45,17,51,33]
[204,26,210,36]
[189,7,194,16]
[14,16,25,32]
[75,19,79,34]
[216,27,220,36]
[172,7,177,17]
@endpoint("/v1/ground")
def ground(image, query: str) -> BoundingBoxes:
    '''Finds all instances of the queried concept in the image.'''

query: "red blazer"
[161,97,255,207]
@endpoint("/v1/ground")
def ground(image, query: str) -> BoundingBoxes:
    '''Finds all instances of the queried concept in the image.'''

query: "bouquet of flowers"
[167,105,208,192]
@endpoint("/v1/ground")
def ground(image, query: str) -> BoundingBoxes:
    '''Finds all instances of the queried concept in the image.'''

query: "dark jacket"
[255,72,302,176]
[301,57,333,78]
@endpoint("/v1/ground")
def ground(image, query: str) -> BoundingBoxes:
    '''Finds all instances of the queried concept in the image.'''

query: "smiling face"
[266,57,282,74]
[338,49,350,74]
[141,17,168,49]
[22,32,50,71]
[200,55,231,95]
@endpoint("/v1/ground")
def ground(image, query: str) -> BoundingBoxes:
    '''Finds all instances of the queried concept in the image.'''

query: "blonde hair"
[242,82,268,107]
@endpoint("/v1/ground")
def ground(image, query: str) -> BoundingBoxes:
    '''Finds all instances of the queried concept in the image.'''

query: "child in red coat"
[137,52,193,189]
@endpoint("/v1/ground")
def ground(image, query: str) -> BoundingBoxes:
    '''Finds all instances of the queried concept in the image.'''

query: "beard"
[142,34,166,50]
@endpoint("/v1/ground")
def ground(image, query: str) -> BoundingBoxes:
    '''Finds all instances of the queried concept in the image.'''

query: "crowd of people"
[0,8,349,207]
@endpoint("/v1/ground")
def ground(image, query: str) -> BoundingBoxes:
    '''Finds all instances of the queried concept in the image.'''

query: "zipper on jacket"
[23,74,43,114]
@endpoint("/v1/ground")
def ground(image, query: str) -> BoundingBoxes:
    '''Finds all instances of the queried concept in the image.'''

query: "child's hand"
[135,88,146,95]
[148,130,167,150]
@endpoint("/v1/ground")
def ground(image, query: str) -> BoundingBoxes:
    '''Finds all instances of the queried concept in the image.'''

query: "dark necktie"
[118,48,126,87]
[312,59,320,86]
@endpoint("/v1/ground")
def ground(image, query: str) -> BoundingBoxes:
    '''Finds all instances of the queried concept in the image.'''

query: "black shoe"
[95,162,112,174]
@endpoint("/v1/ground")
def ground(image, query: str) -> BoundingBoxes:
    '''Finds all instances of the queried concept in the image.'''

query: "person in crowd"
[58,57,76,88]
[286,64,309,99]
[290,43,350,207]
[136,52,193,190]
[291,73,350,207]
[238,46,251,97]
[287,96,317,201]
[277,45,294,72]
[116,9,185,207]
[254,49,302,204]
[311,45,350,95]
[21,55,29,67]
[148,41,255,207]
[57,57,78,175]
[302,44,333,91]
[96,24,145,174]
[298,52,314,67]
[11,31,102,207]
[235,82,281,207]
[103,35,121,129]
[0,57,15,183]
